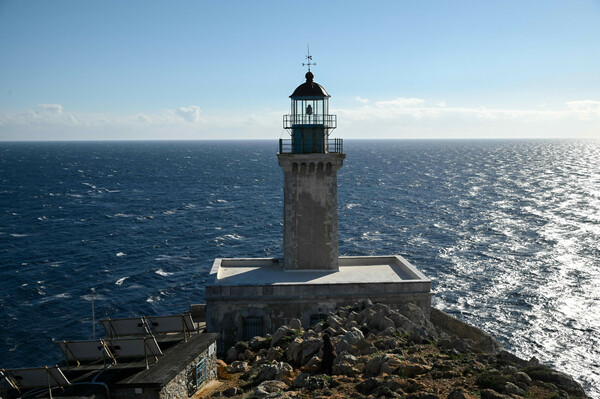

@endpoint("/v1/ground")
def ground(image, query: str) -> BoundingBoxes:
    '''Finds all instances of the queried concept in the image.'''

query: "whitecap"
[54,293,71,299]
[155,269,173,277]
[10,233,28,237]
[115,276,129,285]
[113,213,134,218]
[116,252,126,257]
[162,210,176,215]
[346,203,360,209]
[216,233,243,241]
[216,199,228,203]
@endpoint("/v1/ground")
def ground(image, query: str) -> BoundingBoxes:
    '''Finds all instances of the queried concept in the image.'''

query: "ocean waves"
[0,140,598,396]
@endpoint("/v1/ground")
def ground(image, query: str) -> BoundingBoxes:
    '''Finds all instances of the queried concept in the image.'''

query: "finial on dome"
[305,71,314,82]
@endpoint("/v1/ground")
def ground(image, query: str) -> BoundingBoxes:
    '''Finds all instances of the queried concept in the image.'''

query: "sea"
[0,140,599,397]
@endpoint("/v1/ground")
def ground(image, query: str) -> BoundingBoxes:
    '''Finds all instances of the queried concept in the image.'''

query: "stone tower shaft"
[278,153,345,271]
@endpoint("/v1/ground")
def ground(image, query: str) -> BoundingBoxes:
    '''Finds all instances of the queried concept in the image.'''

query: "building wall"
[113,342,217,399]
[159,342,217,399]
[206,288,432,345]
[277,153,345,271]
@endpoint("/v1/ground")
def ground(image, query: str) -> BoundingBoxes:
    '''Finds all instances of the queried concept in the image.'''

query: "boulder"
[222,387,243,397]
[503,382,525,396]
[271,326,294,347]
[357,338,377,355]
[327,314,344,330]
[355,377,380,395]
[480,389,509,399]
[266,346,283,362]
[253,380,288,397]
[525,366,587,397]
[250,336,271,352]
[292,372,310,388]
[303,354,321,374]
[364,355,389,376]
[332,351,358,375]
[229,361,248,373]
[380,355,403,375]
[256,362,294,384]
[288,318,302,330]
[447,388,478,399]
[401,362,432,378]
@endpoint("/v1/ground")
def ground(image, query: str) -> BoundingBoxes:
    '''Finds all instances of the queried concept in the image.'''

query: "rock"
[390,312,416,333]
[473,335,502,354]
[332,351,358,375]
[406,394,440,399]
[271,326,294,347]
[222,387,243,397]
[480,389,509,399]
[361,298,373,309]
[401,362,432,378]
[266,346,283,362]
[288,318,302,330]
[225,346,238,364]
[327,314,344,330]
[253,380,288,397]
[229,361,248,373]
[514,371,532,386]
[357,338,377,355]
[525,366,587,397]
[365,355,388,376]
[303,354,321,374]
[503,382,525,396]
[256,362,294,384]
[285,337,304,364]
[250,336,271,351]
[377,325,397,337]
[299,337,322,365]
[380,355,403,375]
[335,328,364,356]
[438,336,472,353]
[355,377,380,395]
[447,388,478,399]
[292,372,310,388]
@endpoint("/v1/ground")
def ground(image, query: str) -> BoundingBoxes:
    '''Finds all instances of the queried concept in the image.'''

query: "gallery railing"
[278,138,343,154]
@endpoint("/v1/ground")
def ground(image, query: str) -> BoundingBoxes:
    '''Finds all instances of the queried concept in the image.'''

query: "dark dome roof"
[290,72,330,98]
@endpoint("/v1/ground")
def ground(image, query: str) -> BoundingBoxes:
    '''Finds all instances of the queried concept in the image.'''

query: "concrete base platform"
[205,256,432,345]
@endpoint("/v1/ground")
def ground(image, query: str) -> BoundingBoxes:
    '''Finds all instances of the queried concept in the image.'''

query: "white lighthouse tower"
[204,57,432,347]
[278,69,345,271]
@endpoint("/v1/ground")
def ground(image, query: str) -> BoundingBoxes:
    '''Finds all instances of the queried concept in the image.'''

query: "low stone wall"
[430,307,504,353]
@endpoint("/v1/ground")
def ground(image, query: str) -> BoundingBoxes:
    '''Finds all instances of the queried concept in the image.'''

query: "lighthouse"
[204,58,432,347]
[278,70,345,271]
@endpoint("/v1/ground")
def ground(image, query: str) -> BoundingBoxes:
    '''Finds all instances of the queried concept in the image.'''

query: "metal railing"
[278,138,343,154]
[283,114,337,129]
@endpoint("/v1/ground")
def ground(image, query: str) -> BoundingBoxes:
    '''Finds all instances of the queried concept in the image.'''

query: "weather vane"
[302,45,316,72]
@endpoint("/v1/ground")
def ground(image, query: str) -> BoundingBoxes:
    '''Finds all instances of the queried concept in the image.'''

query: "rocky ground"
[207,300,588,399]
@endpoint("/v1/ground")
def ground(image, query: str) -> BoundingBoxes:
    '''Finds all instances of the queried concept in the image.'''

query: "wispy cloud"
[0,99,598,140]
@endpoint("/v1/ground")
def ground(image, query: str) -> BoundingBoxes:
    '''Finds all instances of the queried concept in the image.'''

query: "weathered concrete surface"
[278,153,345,271]
[205,256,432,344]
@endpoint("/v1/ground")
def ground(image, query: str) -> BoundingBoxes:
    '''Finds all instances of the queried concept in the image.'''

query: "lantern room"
[281,71,339,154]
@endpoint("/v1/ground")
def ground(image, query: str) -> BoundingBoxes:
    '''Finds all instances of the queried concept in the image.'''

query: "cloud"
[0,99,599,140]
[175,106,202,122]
[37,104,64,114]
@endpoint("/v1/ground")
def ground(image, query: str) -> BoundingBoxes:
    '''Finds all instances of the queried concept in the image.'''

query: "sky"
[0,0,599,141]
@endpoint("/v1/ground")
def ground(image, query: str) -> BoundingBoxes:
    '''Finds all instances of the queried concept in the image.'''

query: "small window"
[195,358,207,388]
[243,316,263,341]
